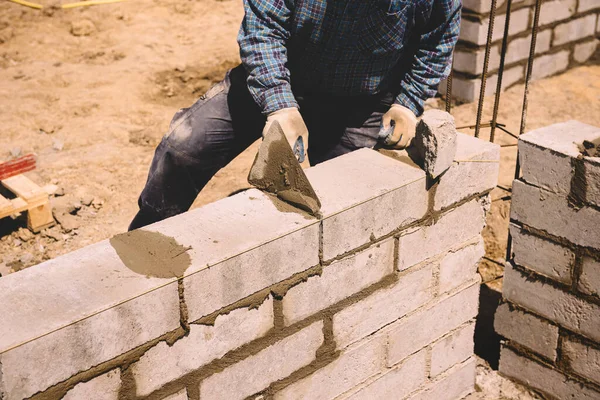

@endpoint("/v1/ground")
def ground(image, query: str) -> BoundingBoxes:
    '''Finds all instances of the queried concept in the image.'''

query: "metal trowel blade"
[248,121,321,216]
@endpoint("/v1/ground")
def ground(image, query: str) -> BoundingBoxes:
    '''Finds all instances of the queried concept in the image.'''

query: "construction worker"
[129,0,461,230]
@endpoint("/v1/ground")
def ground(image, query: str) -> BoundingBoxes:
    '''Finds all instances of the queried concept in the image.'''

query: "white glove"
[263,107,309,167]
[378,104,418,149]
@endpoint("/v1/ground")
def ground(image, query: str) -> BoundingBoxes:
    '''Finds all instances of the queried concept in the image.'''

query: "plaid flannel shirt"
[238,0,461,116]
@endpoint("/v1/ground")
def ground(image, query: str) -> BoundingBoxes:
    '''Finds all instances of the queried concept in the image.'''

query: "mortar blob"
[110,230,191,278]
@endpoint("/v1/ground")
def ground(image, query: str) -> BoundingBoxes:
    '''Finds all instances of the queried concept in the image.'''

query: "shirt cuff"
[394,90,424,117]
[259,85,299,115]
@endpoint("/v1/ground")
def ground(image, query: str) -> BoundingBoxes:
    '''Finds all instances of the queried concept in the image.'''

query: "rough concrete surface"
[494,303,559,361]
[413,109,458,179]
[499,346,600,399]
[62,370,120,400]
[200,321,323,400]
[274,333,386,400]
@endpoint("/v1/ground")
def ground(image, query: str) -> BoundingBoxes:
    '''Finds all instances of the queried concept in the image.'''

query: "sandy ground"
[1,0,599,397]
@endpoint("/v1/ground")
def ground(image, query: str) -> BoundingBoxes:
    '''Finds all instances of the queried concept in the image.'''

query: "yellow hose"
[7,0,43,9]
[61,0,126,9]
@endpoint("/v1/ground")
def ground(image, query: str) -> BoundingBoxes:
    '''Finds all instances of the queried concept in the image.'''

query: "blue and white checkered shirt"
[238,0,461,116]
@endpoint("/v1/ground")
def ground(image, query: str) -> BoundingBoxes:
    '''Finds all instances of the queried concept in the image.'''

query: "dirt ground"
[1,0,599,397]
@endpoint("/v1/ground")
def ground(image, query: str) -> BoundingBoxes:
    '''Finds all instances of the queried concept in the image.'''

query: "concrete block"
[274,333,386,400]
[0,283,179,400]
[438,239,485,294]
[453,46,500,75]
[459,9,530,46]
[553,14,597,46]
[282,240,394,325]
[579,256,600,297]
[387,283,479,366]
[333,265,434,349]
[574,39,599,63]
[0,238,181,359]
[199,321,323,400]
[63,370,120,400]
[439,65,524,102]
[340,349,427,400]
[499,346,600,399]
[510,180,600,250]
[518,120,600,205]
[509,224,574,284]
[133,297,274,396]
[408,358,477,400]
[413,110,457,179]
[163,390,188,400]
[462,0,506,13]
[579,0,600,12]
[562,339,600,385]
[152,189,320,322]
[539,0,576,26]
[431,322,476,377]
[503,263,600,342]
[434,133,499,211]
[494,303,559,360]
[305,148,427,260]
[398,198,487,270]
[531,51,570,80]
[506,31,552,65]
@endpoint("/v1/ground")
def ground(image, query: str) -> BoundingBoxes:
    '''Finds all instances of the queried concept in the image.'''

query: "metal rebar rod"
[446,56,454,113]
[474,0,499,138]
[489,0,513,143]
[506,0,543,263]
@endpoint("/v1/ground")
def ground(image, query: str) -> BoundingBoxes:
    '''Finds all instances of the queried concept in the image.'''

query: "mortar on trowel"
[247,121,321,216]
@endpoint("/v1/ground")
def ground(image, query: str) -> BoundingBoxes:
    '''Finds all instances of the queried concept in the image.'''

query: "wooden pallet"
[0,174,55,232]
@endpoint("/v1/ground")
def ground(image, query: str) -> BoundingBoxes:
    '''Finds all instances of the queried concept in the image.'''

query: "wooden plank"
[0,154,36,181]
[1,175,46,202]
[28,201,55,232]
[0,196,45,220]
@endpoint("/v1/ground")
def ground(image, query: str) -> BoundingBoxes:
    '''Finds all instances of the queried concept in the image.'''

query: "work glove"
[263,107,309,167]
[378,104,418,149]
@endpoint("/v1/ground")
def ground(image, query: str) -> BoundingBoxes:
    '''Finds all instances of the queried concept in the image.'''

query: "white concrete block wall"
[0,126,499,399]
[449,1,600,102]
[495,121,600,399]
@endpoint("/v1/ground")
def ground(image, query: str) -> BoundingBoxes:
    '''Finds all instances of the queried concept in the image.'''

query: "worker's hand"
[378,104,418,149]
[263,107,309,167]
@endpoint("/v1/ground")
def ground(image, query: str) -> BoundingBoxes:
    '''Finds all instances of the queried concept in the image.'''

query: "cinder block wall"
[495,120,600,398]
[445,0,600,102]
[0,134,500,400]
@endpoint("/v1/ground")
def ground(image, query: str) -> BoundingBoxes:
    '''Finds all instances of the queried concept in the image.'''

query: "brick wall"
[495,120,600,398]
[445,0,600,102]
[0,133,499,400]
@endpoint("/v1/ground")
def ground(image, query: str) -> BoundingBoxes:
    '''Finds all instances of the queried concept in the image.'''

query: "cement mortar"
[248,122,321,216]
[109,230,191,279]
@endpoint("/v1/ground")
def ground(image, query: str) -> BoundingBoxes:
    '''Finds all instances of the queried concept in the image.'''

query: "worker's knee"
[162,79,232,160]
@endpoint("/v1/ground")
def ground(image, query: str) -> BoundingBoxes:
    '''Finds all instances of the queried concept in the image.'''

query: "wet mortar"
[109,230,191,279]
[248,121,321,217]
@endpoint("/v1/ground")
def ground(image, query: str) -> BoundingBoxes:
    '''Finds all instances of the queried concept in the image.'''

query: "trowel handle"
[293,136,305,163]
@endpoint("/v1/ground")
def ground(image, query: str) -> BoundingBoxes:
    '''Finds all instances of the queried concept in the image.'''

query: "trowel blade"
[248,121,321,216]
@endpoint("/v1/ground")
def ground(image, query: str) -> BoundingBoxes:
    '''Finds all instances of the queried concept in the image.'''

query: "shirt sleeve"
[237,0,298,115]
[395,0,461,116]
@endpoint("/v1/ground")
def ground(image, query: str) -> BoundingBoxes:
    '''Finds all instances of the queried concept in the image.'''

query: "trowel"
[248,121,322,216]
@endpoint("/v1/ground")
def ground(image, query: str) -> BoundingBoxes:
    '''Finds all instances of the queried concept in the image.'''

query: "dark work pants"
[129,65,393,230]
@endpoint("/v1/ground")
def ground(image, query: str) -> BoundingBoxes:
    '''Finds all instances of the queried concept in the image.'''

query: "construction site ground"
[1,0,598,398]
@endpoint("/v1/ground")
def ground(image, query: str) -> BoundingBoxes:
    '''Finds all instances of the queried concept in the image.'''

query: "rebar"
[474,0,499,138]
[445,56,454,113]
[489,0,513,143]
